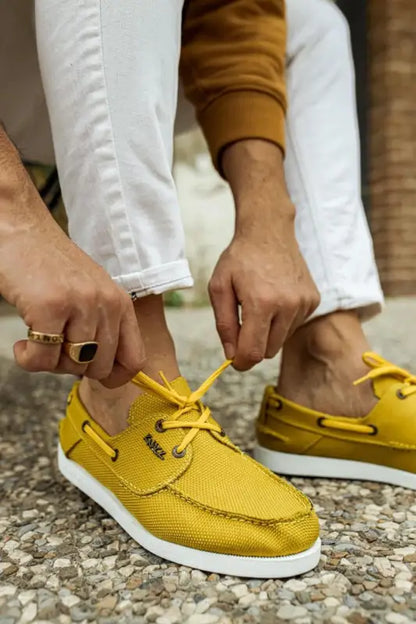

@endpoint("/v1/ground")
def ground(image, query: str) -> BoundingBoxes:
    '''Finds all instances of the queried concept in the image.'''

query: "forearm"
[222,139,295,234]
[0,127,56,242]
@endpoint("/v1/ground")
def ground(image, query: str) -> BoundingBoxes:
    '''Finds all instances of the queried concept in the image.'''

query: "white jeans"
[2,0,384,318]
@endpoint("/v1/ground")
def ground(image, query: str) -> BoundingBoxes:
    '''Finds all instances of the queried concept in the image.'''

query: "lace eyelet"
[368,425,378,436]
[155,419,165,433]
[396,389,407,400]
[219,429,226,437]
[172,445,186,459]
[270,398,283,410]
[317,417,326,428]
[111,449,119,462]
[81,420,90,432]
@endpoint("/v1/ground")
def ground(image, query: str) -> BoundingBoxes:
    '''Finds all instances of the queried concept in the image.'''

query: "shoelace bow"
[354,352,416,398]
[83,360,232,460]
[131,359,233,455]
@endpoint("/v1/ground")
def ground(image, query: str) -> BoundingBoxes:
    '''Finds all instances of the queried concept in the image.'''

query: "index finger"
[232,305,272,371]
[99,301,146,388]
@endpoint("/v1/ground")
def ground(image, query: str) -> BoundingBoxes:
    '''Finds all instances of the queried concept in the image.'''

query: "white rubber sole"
[58,445,321,578]
[254,446,416,491]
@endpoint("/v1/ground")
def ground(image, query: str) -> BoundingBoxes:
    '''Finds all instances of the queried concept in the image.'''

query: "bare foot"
[278,311,377,417]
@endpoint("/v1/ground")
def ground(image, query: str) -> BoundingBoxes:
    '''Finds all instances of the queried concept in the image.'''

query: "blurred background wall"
[367,0,416,295]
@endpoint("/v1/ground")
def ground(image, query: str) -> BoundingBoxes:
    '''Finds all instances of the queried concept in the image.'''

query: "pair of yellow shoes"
[59,353,416,578]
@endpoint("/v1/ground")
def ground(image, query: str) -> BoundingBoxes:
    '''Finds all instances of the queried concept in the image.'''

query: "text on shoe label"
[143,434,166,460]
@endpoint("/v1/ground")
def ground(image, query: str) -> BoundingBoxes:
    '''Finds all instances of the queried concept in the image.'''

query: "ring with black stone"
[63,341,98,364]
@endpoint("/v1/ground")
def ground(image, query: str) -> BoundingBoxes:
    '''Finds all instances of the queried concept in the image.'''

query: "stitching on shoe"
[238,451,313,508]
[166,485,315,526]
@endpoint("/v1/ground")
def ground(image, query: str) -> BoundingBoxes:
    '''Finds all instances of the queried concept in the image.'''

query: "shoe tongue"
[169,376,192,397]
[128,375,206,426]
[371,375,399,399]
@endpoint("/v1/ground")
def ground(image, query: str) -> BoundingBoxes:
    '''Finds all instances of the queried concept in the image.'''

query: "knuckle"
[41,295,70,317]
[95,366,114,381]
[75,284,98,309]
[117,348,146,376]
[286,294,302,310]
[216,321,233,337]
[208,279,225,296]
[256,292,274,307]
[311,291,321,309]
[126,354,146,375]
[101,289,122,314]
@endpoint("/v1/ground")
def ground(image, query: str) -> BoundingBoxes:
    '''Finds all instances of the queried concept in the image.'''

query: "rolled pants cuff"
[311,286,384,323]
[113,260,194,298]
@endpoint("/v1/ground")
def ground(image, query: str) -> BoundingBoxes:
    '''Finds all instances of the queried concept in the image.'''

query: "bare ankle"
[278,311,376,417]
[79,377,138,435]
[285,311,370,366]
[79,294,181,435]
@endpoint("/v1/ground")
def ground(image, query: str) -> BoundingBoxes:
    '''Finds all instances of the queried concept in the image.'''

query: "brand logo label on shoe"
[143,434,166,460]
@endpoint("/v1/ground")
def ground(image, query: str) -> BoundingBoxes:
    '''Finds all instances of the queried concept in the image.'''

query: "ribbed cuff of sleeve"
[197,91,286,176]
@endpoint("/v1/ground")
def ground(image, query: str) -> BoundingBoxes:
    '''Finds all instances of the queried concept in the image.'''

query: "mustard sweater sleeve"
[180,0,287,173]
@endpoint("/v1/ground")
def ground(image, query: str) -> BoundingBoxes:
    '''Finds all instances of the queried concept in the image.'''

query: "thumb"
[13,340,28,367]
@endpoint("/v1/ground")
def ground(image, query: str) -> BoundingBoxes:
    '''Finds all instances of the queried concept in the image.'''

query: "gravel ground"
[1,301,416,624]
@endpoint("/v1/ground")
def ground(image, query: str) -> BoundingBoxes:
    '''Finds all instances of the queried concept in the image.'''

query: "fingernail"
[224,343,235,359]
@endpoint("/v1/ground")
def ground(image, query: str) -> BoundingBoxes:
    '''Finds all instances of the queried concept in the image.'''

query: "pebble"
[284,579,307,592]
[230,584,248,598]
[53,558,71,569]
[20,601,37,623]
[98,595,118,611]
[277,605,308,620]
[186,615,219,624]
[395,580,413,592]
[191,570,207,584]
[195,598,214,613]
[386,614,412,624]
[239,593,256,608]
[0,586,17,598]
[60,595,80,608]
[0,563,18,577]
[97,579,113,598]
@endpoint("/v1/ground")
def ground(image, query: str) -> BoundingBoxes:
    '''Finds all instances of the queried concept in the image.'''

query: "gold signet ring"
[63,341,99,364]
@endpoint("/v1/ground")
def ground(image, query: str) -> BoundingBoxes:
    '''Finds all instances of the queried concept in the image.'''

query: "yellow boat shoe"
[254,352,416,490]
[58,361,320,578]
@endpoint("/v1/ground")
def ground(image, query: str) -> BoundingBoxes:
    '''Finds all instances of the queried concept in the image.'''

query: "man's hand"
[0,129,145,387]
[209,140,320,371]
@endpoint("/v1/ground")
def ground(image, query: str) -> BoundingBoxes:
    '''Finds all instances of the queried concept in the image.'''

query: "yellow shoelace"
[354,352,416,398]
[83,360,232,460]
[131,360,232,455]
